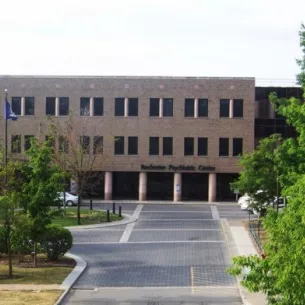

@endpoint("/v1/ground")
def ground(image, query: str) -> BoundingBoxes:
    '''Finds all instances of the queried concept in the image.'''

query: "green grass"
[52,207,123,227]
[0,264,72,284]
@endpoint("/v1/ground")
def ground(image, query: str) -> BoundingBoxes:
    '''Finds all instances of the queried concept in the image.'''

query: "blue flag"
[5,96,18,121]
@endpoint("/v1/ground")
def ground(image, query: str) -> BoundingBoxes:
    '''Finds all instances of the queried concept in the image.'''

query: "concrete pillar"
[104,172,113,200]
[269,102,275,119]
[159,98,163,118]
[194,98,198,118]
[173,172,182,202]
[21,97,25,116]
[55,97,60,116]
[208,173,217,203]
[124,98,128,117]
[90,97,94,116]
[229,99,233,118]
[139,172,147,201]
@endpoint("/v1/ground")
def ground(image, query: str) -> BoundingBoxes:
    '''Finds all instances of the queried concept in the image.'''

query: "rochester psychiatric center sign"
[140,164,216,171]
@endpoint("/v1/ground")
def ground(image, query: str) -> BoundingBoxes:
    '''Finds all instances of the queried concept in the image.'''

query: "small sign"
[234,189,239,194]
[176,184,181,192]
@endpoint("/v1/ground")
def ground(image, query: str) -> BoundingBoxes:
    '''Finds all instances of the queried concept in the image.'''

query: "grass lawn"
[0,255,74,284]
[0,290,62,305]
[52,207,123,227]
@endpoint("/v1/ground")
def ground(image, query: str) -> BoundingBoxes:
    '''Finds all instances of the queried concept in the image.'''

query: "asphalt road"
[63,203,249,305]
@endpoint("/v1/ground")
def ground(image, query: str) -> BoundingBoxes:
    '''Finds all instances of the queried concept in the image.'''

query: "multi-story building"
[1,75,288,202]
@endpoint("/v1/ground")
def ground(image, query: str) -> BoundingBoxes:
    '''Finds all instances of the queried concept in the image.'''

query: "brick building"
[0,75,299,202]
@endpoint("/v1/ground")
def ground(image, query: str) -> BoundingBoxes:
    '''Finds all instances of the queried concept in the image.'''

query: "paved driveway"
[63,204,243,304]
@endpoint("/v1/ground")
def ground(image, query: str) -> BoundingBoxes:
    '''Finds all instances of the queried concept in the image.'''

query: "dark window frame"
[80,97,90,116]
[233,138,243,156]
[80,136,90,154]
[198,137,208,156]
[233,99,243,118]
[114,136,124,155]
[24,135,34,151]
[163,137,173,156]
[59,97,69,116]
[11,97,21,116]
[184,137,194,156]
[25,97,35,115]
[149,137,159,155]
[184,99,195,117]
[93,136,103,154]
[198,99,208,117]
[46,97,56,116]
[59,136,69,154]
[219,138,229,157]
[163,98,173,117]
[150,98,160,117]
[128,136,138,155]
[11,135,21,153]
[94,97,104,116]
[220,99,230,117]
[115,98,125,116]
[128,98,138,117]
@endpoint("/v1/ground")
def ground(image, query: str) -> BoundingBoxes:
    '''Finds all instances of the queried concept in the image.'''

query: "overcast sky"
[0,0,304,84]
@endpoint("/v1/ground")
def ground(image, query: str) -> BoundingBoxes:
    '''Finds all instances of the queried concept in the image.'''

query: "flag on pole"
[5,95,18,121]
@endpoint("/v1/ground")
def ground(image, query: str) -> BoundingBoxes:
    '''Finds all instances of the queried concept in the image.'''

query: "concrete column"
[194,98,198,118]
[269,102,275,119]
[159,98,163,118]
[55,97,60,116]
[104,172,113,200]
[229,99,233,118]
[90,97,94,116]
[173,172,182,202]
[124,98,128,117]
[208,173,217,203]
[21,97,25,116]
[139,172,147,201]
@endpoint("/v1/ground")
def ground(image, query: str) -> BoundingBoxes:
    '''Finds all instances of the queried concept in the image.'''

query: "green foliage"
[40,224,73,261]
[0,225,7,254]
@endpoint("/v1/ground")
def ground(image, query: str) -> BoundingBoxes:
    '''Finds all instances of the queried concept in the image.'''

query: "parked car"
[238,190,267,211]
[57,192,78,206]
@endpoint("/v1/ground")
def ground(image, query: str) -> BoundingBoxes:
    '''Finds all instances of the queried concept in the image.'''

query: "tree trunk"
[33,242,37,267]
[7,236,13,277]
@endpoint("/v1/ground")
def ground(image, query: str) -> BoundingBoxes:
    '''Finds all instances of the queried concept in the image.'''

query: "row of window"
[11,135,243,157]
[10,97,244,118]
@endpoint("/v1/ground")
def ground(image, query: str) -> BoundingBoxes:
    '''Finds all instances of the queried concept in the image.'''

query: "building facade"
[0,76,256,202]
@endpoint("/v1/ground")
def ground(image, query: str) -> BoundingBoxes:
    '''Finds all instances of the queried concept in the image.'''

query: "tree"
[48,114,104,225]
[231,134,283,211]
[228,24,305,304]
[20,138,65,266]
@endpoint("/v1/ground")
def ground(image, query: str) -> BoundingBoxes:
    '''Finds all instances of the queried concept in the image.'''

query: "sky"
[0,0,304,84]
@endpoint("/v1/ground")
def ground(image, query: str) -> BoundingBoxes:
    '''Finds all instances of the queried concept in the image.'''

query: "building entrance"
[147,172,173,200]
[182,173,208,201]
[113,172,139,199]
[216,173,239,201]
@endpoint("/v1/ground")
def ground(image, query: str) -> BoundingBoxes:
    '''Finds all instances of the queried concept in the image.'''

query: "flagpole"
[4,89,8,168]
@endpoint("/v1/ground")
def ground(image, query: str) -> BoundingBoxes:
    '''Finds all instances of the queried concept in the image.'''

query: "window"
[233,99,243,117]
[25,97,35,115]
[11,97,21,115]
[233,138,243,156]
[46,97,56,115]
[198,137,208,156]
[59,97,69,115]
[220,99,229,117]
[198,99,208,117]
[59,136,69,153]
[80,136,90,154]
[80,97,90,116]
[11,135,21,153]
[115,98,125,116]
[114,136,124,155]
[128,98,138,116]
[150,98,159,117]
[24,135,34,151]
[184,137,194,156]
[128,137,138,155]
[219,138,229,156]
[163,98,173,117]
[185,99,194,117]
[45,135,55,148]
[163,137,173,155]
[93,136,103,154]
[94,98,103,116]
[149,137,159,155]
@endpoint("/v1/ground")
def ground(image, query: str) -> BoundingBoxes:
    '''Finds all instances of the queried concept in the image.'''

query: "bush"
[40,224,73,261]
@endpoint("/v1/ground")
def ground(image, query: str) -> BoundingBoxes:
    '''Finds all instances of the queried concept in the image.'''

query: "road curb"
[65,213,135,230]
[55,253,87,305]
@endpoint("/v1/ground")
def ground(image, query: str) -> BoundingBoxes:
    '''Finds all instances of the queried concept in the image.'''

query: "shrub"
[40,224,73,261]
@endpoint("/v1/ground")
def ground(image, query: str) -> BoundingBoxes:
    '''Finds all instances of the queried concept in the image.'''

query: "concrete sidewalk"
[0,284,62,291]
[222,219,267,305]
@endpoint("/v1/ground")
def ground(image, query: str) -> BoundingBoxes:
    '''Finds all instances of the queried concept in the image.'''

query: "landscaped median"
[52,207,123,227]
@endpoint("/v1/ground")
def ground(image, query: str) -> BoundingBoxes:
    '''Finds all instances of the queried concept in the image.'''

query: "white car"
[57,192,78,206]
